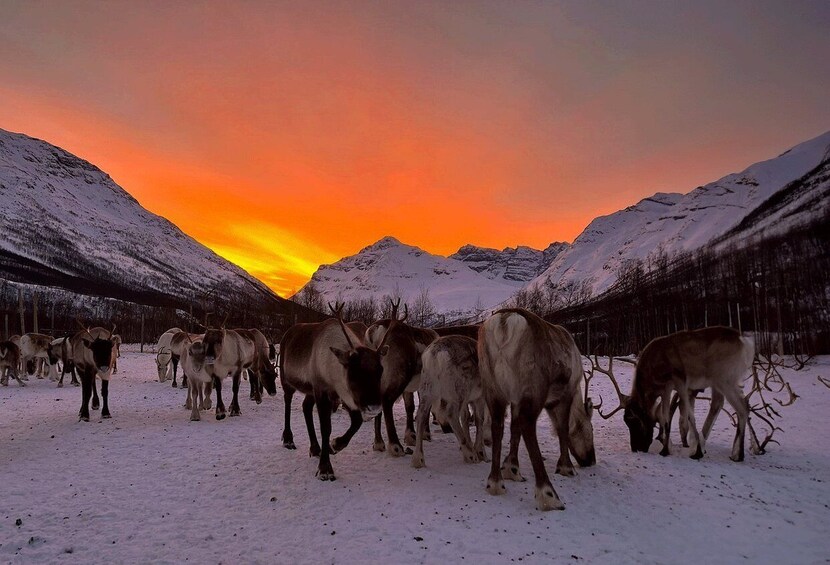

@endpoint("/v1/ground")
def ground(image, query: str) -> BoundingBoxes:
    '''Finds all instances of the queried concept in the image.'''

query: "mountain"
[450,242,568,284]
[302,237,520,320]
[526,130,830,297]
[0,128,296,317]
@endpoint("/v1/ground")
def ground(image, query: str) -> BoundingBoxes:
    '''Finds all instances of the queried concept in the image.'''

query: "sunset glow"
[1,1,828,296]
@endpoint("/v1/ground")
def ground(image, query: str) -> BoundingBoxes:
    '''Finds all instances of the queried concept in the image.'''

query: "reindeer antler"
[377,299,407,352]
[220,313,230,329]
[330,302,356,351]
[585,355,630,419]
[110,324,117,338]
[389,298,408,323]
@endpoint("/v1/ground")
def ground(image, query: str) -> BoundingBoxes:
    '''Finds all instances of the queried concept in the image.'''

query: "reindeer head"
[156,347,172,381]
[569,396,597,467]
[203,328,225,363]
[623,399,654,453]
[82,336,116,379]
[186,341,207,372]
[328,301,387,421]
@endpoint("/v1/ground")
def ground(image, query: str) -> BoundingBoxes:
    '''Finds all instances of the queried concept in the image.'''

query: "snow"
[305,237,523,320]
[0,128,272,301]
[2,352,828,563]
[527,131,830,296]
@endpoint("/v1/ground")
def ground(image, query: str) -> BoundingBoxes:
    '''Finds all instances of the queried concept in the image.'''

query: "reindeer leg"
[229,370,242,416]
[403,392,417,446]
[411,393,433,468]
[701,390,724,443]
[185,382,193,410]
[171,357,179,388]
[501,406,525,481]
[303,395,321,457]
[214,376,226,420]
[485,399,507,496]
[91,379,100,410]
[524,400,564,511]
[71,366,79,386]
[78,370,92,422]
[203,379,212,409]
[315,394,336,481]
[677,388,702,459]
[658,391,673,457]
[383,400,406,457]
[282,386,296,449]
[722,386,748,462]
[373,413,386,452]
[190,380,201,421]
[472,399,489,462]
[449,402,478,464]
[101,379,111,419]
[331,410,362,454]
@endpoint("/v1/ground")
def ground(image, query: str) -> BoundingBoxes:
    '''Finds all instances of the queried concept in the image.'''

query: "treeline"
[542,216,829,356]
[0,280,324,344]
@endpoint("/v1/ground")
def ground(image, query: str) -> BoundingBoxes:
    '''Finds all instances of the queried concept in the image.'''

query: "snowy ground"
[1,352,829,564]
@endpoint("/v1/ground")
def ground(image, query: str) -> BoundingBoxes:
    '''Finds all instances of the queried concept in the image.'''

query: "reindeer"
[202,320,256,420]
[180,338,214,421]
[0,341,24,387]
[233,328,276,404]
[479,308,596,511]
[51,337,79,387]
[364,299,438,456]
[72,326,118,421]
[168,330,204,388]
[19,333,56,379]
[599,327,753,461]
[411,335,488,469]
[111,334,122,374]
[154,327,182,383]
[271,305,388,480]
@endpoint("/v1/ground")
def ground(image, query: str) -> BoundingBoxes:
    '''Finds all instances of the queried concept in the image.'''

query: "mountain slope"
[527,130,830,296]
[450,242,568,284]
[303,237,520,320]
[0,128,289,312]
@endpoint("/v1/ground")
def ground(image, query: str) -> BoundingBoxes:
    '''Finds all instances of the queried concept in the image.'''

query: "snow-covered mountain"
[526,130,830,297]
[303,237,521,320]
[450,242,568,284]
[0,128,289,312]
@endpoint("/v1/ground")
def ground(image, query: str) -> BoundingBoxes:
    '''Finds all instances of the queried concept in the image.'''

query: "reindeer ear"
[330,347,351,366]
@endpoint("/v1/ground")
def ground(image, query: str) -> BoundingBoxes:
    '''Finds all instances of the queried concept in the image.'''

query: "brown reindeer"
[271,304,389,480]
[479,308,596,511]
[364,299,438,456]
[0,341,24,387]
[72,326,118,421]
[605,327,754,461]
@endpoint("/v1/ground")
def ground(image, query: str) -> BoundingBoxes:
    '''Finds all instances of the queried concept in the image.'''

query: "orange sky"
[1,2,828,296]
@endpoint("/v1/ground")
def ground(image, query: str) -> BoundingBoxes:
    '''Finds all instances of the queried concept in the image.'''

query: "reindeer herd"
[0,301,759,511]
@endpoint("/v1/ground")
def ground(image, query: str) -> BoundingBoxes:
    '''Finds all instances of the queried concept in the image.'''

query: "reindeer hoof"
[463,450,478,464]
[486,477,506,496]
[57,382,63,388]
[78,415,89,422]
[309,445,321,458]
[316,466,336,481]
[501,464,525,482]
[404,431,416,446]
[102,413,111,419]
[330,436,349,454]
[556,463,576,477]
[660,447,670,457]
[411,453,425,468]
[204,398,212,409]
[424,431,432,442]
[389,443,405,458]
[72,381,80,387]
[373,441,386,452]
[190,413,200,422]
[216,412,226,421]
[478,450,490,463]
[535,486,565,511]
[172,382,177,388]
[283,441,296,450]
